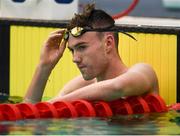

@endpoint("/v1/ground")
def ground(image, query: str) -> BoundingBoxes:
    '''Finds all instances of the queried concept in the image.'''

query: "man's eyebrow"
[68,42,88,50]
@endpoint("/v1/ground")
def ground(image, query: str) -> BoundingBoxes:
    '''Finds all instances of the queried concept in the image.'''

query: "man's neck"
[96,59,128,82]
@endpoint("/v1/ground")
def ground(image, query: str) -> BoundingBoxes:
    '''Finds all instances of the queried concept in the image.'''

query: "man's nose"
[72,51,82,63]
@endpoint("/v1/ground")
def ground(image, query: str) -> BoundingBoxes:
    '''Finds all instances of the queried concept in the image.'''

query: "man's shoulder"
[129,63,154,71]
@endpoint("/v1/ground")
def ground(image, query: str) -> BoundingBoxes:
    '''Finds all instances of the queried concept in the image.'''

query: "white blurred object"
[162,0,180,9]
[35,0,78,20]
[0,0,78,20]
[116,16,180,27]
[0,0,36,19]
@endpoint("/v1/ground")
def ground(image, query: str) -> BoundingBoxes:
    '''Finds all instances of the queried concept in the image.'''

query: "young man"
[24,4,159,103]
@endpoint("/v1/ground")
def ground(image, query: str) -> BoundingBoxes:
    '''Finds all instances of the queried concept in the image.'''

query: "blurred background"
[0,0,180,20]
[80,0,180,26]
[0,0,180,27]
[79,0,180,18]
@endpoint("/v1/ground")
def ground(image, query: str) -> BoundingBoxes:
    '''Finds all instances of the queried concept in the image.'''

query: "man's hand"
[39,29,67,71]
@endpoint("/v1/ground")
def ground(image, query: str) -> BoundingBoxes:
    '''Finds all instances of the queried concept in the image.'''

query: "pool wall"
[0,18,179,105]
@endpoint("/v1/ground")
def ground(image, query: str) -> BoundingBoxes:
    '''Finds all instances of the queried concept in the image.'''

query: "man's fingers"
[50,29,66,35]
[59,39,67,55]
[47,29,67,45]
[46,33,64,46]
[59,40,67,58]
[49,33,63,40]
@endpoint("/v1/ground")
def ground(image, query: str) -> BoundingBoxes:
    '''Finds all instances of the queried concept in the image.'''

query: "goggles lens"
[71,27,84,37]
[63,27,85,40]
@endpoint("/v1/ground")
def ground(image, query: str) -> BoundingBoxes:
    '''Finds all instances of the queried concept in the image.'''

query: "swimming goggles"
[63,26,137,41]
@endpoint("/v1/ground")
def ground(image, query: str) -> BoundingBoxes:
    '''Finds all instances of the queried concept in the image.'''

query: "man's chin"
[82,74,94,81]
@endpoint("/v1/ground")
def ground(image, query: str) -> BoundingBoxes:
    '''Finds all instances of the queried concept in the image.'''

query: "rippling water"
[0,111,179,135]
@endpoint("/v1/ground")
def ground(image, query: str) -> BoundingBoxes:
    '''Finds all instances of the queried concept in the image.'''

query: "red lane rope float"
[109,98,133,115]
[35,102,58,118]
[93,101,113,117]
[53,101,78,118]
[126,96,150,114]
[112,0,139,19]
[0,93,171,121]
[16,103,40,119]
[168,103,180,111]
[72,100,96,117]
[0,111,4,121]
[142,93,168,112]
[0,104,22,121]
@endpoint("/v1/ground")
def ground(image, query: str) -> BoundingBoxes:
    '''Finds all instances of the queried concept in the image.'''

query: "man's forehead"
[68,32,97,48]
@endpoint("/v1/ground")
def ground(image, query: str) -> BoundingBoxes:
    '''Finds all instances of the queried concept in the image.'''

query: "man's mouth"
[78,64,86,69]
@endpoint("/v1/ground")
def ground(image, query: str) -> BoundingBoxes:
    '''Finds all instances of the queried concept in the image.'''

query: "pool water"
[0,110,179,135]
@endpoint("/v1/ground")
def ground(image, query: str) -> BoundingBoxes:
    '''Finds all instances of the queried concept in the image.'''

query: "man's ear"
[104,34,114,54]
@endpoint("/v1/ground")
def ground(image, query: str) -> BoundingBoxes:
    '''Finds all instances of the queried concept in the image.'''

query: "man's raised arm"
[23,30,66,103]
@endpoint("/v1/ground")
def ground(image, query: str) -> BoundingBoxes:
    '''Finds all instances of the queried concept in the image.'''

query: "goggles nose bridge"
[63,30,69,40]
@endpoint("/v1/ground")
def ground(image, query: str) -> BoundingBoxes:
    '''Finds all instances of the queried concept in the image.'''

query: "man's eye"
[77,46,86,51]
